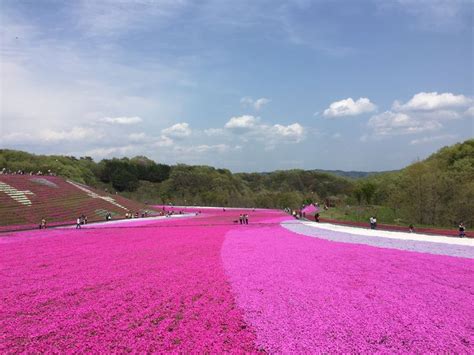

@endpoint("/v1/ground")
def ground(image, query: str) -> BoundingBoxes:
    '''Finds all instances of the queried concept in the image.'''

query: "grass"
[320,205,399,224]
[320,205,461,230]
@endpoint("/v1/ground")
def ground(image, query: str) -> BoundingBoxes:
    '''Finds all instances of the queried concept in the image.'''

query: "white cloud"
[410,134,457,145]
[195,144,230,153]
[323,97,376,118]
[225,115,258,131]
[223,114,305,148]
[173,144,233,155]
[161,122,191,138]
[464,107,474,117]
[367,92,473,138]
[393,92,472,112]
[84,145,136,159]
[368,111,442,136]
[240,97,253,106]
[272,123,305,142]
[254,98,271,110]
[128,132,147,142]
[101,116,143,125]
[153,135,174,147]
[2,127,103,144]
[240,97,271,110]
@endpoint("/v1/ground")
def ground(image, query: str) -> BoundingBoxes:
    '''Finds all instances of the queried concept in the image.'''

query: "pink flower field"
[1,208,473,353]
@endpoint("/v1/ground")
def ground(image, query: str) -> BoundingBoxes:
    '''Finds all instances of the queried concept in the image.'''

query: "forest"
[1,139,473,228]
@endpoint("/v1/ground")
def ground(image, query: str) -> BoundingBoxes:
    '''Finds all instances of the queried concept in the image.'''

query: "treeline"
[348,139,474,227]
[0,149,352,209]
[1,139,473,227]
[364,139,474,228]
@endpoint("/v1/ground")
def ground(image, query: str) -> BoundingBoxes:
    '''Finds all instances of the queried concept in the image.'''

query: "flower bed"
[1,208,472,352]
[0,176,154,232]
[1,212,264,352]
[222,223,474,352]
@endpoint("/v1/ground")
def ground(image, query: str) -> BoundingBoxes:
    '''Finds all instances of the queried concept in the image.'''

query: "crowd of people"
[125,211,147,219]
[1,168,56,176]
[29,204,467,238]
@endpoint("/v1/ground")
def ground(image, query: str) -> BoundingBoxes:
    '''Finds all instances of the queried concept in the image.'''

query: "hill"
[333,139,474,228]
[1,139,473,229]
[0,175,153,231]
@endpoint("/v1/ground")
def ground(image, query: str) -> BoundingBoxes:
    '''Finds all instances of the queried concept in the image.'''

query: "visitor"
[373,216,377,229]
[369,216,375,229]
[84,215,88,224]
[459,222,466,238]
[76,217,81,229]
[315,213,320,223]
[409,224,414,233]
[244,214,249,224]
[239,214,243,224]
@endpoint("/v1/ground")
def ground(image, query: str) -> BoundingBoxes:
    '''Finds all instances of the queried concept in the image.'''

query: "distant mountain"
[314,169,397,179]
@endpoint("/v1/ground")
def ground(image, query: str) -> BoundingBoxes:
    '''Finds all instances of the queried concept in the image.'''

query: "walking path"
[282,220,474,259]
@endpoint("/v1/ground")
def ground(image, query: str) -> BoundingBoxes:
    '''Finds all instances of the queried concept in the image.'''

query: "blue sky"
[1,0,473,172]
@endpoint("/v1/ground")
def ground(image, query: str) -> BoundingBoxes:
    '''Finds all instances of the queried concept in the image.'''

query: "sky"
[0,0,473,172]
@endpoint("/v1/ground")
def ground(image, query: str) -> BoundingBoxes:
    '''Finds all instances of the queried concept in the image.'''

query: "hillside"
[0,175,154,231]
[1,139,473,229]
[335,139,474,228]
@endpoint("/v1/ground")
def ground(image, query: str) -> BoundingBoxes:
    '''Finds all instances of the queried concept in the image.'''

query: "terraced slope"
[0,175,153,231]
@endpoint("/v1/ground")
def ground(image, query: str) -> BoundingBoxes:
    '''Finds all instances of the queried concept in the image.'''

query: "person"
[245,214,249,224]
[76,217,82,229]
[369,216,375,229]
[459,222,466,238]
[409,224,414,233]
[239,214,243,224]
[315,213,320,223]
[41,218,46,229]
[84,215,88,224]
[373,216,377,229]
